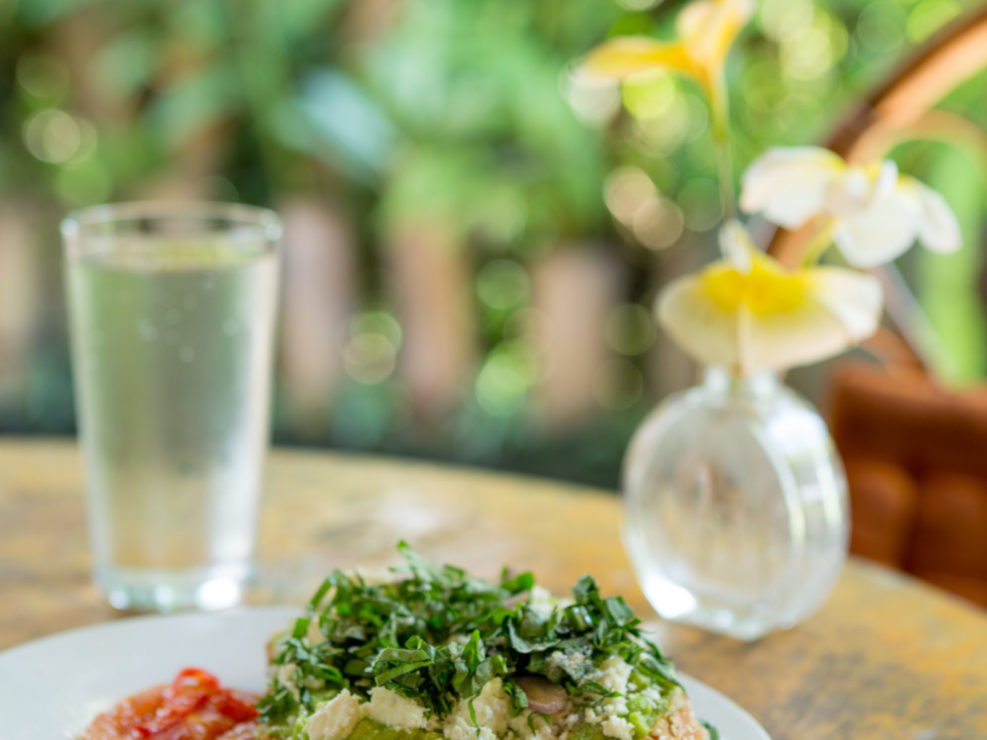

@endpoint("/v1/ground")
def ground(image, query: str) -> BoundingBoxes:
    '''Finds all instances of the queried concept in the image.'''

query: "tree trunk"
[0,202,43,407]
[530,245,625,429]
[383,222,475,430]
[277,195,357,437]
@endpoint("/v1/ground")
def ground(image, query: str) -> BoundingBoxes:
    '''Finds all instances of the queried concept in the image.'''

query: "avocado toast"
[257,545,711,740]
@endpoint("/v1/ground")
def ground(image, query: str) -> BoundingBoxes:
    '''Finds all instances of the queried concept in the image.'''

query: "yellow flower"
[657,221,883,374]
[578,0,754,97]
[740,146,961,268]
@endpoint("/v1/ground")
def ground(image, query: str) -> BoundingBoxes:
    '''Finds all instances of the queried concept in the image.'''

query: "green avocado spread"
[346,719,442,740]
[343,719,623,740]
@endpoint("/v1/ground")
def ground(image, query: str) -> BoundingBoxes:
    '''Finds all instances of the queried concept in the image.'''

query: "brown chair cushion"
[827,363,987,608]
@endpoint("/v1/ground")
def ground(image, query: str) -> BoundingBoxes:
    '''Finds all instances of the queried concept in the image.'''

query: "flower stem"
[800,220,837,267]
[709,74,736,221]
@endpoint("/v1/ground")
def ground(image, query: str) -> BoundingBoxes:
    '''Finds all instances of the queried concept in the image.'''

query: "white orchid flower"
[577,0,754,99]
[740,147,961,268]
[657,221,883,375]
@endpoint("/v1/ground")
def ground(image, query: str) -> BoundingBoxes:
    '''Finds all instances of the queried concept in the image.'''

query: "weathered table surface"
[1,438,985,738]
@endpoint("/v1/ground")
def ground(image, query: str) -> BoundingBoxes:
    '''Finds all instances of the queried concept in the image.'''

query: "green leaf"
[603,597,635,626]
[501,570,535,593]
[507,620,560,654]
[292,617,310,639]
[375,660,434,685]
[259,543,686,731]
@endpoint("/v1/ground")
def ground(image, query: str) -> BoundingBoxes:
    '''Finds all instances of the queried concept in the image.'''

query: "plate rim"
[0,604,299,663]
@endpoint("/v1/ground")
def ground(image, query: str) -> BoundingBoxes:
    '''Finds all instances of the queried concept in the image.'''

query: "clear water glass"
[63,202,281,612]
[623,366,848,640]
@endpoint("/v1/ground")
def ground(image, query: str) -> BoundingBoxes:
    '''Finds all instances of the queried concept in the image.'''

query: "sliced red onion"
[516,675,568,714]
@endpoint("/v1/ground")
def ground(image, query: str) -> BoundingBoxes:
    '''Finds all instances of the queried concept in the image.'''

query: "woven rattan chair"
[767,7,987,606]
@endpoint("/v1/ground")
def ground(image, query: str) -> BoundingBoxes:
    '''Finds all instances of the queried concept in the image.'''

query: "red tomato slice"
[82,667,258,740]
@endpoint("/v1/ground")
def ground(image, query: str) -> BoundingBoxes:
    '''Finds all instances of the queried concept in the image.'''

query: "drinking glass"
[63,202,281,612]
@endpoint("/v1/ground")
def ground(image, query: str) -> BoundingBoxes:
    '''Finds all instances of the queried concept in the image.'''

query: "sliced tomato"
[81,667,258,740]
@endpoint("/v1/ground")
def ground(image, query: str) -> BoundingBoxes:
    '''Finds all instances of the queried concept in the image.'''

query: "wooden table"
[2,439,985,738]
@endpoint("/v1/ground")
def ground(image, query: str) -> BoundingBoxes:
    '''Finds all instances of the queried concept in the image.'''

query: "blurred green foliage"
[1,0,985,485]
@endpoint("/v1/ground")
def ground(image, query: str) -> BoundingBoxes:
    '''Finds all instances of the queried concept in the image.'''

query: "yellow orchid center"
[701,256,809,315]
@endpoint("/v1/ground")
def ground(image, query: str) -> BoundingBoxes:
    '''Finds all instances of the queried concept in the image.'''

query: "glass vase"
[623,366,848,640]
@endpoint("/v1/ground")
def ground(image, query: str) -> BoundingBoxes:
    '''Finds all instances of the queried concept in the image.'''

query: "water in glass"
[65,210,279,612]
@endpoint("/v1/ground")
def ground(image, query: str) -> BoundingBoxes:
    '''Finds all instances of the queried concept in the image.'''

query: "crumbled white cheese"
[306,689,362,740]
[600,715,635,740]
[445,678,512,740]
[448,718,498,740]
[528,585,570,616]
[276,663,300,701]
[639,684,664,706]
[581,657,634,740]
[548,650,588,678]
[364,687,433,730]
[592,656,632,693]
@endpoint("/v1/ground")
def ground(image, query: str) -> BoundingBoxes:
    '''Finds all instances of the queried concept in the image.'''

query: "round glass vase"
[622,366,848,641]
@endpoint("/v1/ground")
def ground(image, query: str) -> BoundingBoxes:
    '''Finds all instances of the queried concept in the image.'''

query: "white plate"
[0,607,770,740]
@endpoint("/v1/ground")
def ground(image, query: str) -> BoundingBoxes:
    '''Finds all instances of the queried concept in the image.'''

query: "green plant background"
[0,0,984,486]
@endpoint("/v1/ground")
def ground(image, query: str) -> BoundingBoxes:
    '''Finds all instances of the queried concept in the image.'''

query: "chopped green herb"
[258,543,681,735]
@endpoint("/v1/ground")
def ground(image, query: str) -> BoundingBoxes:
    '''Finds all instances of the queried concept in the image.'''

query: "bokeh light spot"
[604,166,657,225]
[344,332,397,385]
[564,68,622,124]
[473,188,528,245]
[780,10,848,81]
[632,197,684,250]
[23,109,86,164]
[475,342,537,417]
[622,75,678,120]
[477,259,530,312]
[350,310,402,348]
[606,304,656,356]
[759,0,814,42]
[632,92,690,154]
